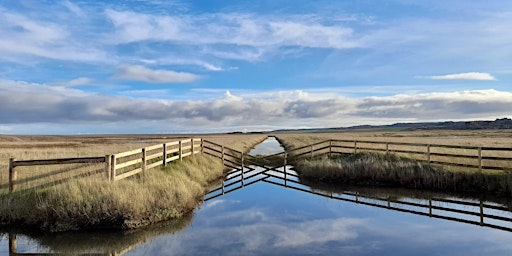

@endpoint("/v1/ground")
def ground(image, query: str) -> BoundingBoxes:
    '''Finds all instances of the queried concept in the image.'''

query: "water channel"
[2,137,512,255]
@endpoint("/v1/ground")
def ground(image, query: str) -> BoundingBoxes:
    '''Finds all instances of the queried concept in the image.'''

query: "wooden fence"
[7,138,202,193]
[277,139,512,172]
[6,137,512,193]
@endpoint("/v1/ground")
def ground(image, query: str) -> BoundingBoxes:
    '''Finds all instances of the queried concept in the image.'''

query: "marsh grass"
[296,152,512,196]
[0,134,267,232]
[0,155,224,232]
[0,134,267,194]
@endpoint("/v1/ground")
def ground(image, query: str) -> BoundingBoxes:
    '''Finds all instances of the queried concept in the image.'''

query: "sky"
[0,0,511,134]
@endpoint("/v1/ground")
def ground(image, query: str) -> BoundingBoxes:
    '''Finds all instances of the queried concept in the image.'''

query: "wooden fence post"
[191,139,195,155]
[241,153,244,187]
[163,143,167,166]
[200,138,204,154]
[329,140,332,157]
[9,158,16,193]
[221,145,225,166]
[110,155,116,182]
[386,143,389,154]
[478,147,482,172]
[179,140,183,161]
[9,233,17,254]
[284,152,287,186]
[142,148,147,171]
[480,200,484,225]
[354,141,358,154]
[105,155,111,181]
[427,144,431,164]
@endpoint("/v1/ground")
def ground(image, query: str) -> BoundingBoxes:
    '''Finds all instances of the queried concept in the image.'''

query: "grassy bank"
[0,155,225,232]
[296,152,512,197]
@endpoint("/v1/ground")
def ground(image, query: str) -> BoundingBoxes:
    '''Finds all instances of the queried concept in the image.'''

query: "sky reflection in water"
[125,181,512,256]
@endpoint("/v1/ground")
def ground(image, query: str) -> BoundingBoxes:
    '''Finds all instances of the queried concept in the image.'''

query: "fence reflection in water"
[204,162,512,233]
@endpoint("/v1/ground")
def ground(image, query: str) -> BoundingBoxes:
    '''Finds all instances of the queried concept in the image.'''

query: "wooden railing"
[7,138,202,192]
[7,137,512,193]
[108,138,202,182]
[279,139,512,172]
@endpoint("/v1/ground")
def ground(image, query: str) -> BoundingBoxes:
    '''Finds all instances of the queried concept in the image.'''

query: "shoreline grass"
[295,152,512,197]
[0,134,268,232]
[0,155,225,232]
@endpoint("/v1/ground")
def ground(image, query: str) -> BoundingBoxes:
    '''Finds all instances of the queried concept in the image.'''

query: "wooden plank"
[13,157,105,167]
[166,155,180,163]
[105,155,111,180]
[146,152,162,161]
[482,156,512,161]
[114,168,143,181]
[481,147,512,151]
[166,140,180,146]
[182,152,192,157]
[9,158,16,193]
[167,148,179,154]
[146,144,163,151]
[146,161,162,170]
[430,152,479,159]
[115,148,142,158]
[115,158,143,170]
[110,155,116,182]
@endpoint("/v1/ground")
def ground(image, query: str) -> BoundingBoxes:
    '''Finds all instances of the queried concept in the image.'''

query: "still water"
[2,137,512,255]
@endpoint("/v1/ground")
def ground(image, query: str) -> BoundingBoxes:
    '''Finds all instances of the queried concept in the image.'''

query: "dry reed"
[296,152,512,196]
[0,155,224,232]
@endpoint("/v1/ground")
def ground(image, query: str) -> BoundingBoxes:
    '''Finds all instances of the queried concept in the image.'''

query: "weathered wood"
[146,161,162,170]
[478,147,482,172]
[163,143,167,167]
[167,155,180,163]
[222,145,225,166]
[146,152,162,161]
[142,148,147,171]
[13,157,106,167]
[9,158,16,193]
[427,144,431,163]
[354,141,358,154]
[115,158,143,170]
[110,155,116,182]
[191,139,195,155]
[115,148,142,158]
[179,140,183,161]
[9,233,17,254]
[241,153,244,187]
[105,155,111,181]
[114,168,143,181]
[145,144,163,151]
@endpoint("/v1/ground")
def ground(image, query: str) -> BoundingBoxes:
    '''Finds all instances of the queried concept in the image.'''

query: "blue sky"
[0,0,511,134]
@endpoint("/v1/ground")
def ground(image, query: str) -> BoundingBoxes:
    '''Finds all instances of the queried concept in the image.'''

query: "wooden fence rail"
[283,139,512,172]
[7,137,512,193]
[7,138,203,193]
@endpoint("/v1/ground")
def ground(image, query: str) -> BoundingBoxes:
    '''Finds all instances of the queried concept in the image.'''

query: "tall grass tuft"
[0,155,225,232]
[296,152,512,197]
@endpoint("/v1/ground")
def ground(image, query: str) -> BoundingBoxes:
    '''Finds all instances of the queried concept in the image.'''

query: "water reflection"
[1,213,192,255]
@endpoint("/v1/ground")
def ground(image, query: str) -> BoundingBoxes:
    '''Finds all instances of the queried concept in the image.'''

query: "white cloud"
[51,77,93,87]
[1,79,512,134]
[425,72,496,81]
[105,10,359,51]
[115,65,200,83]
